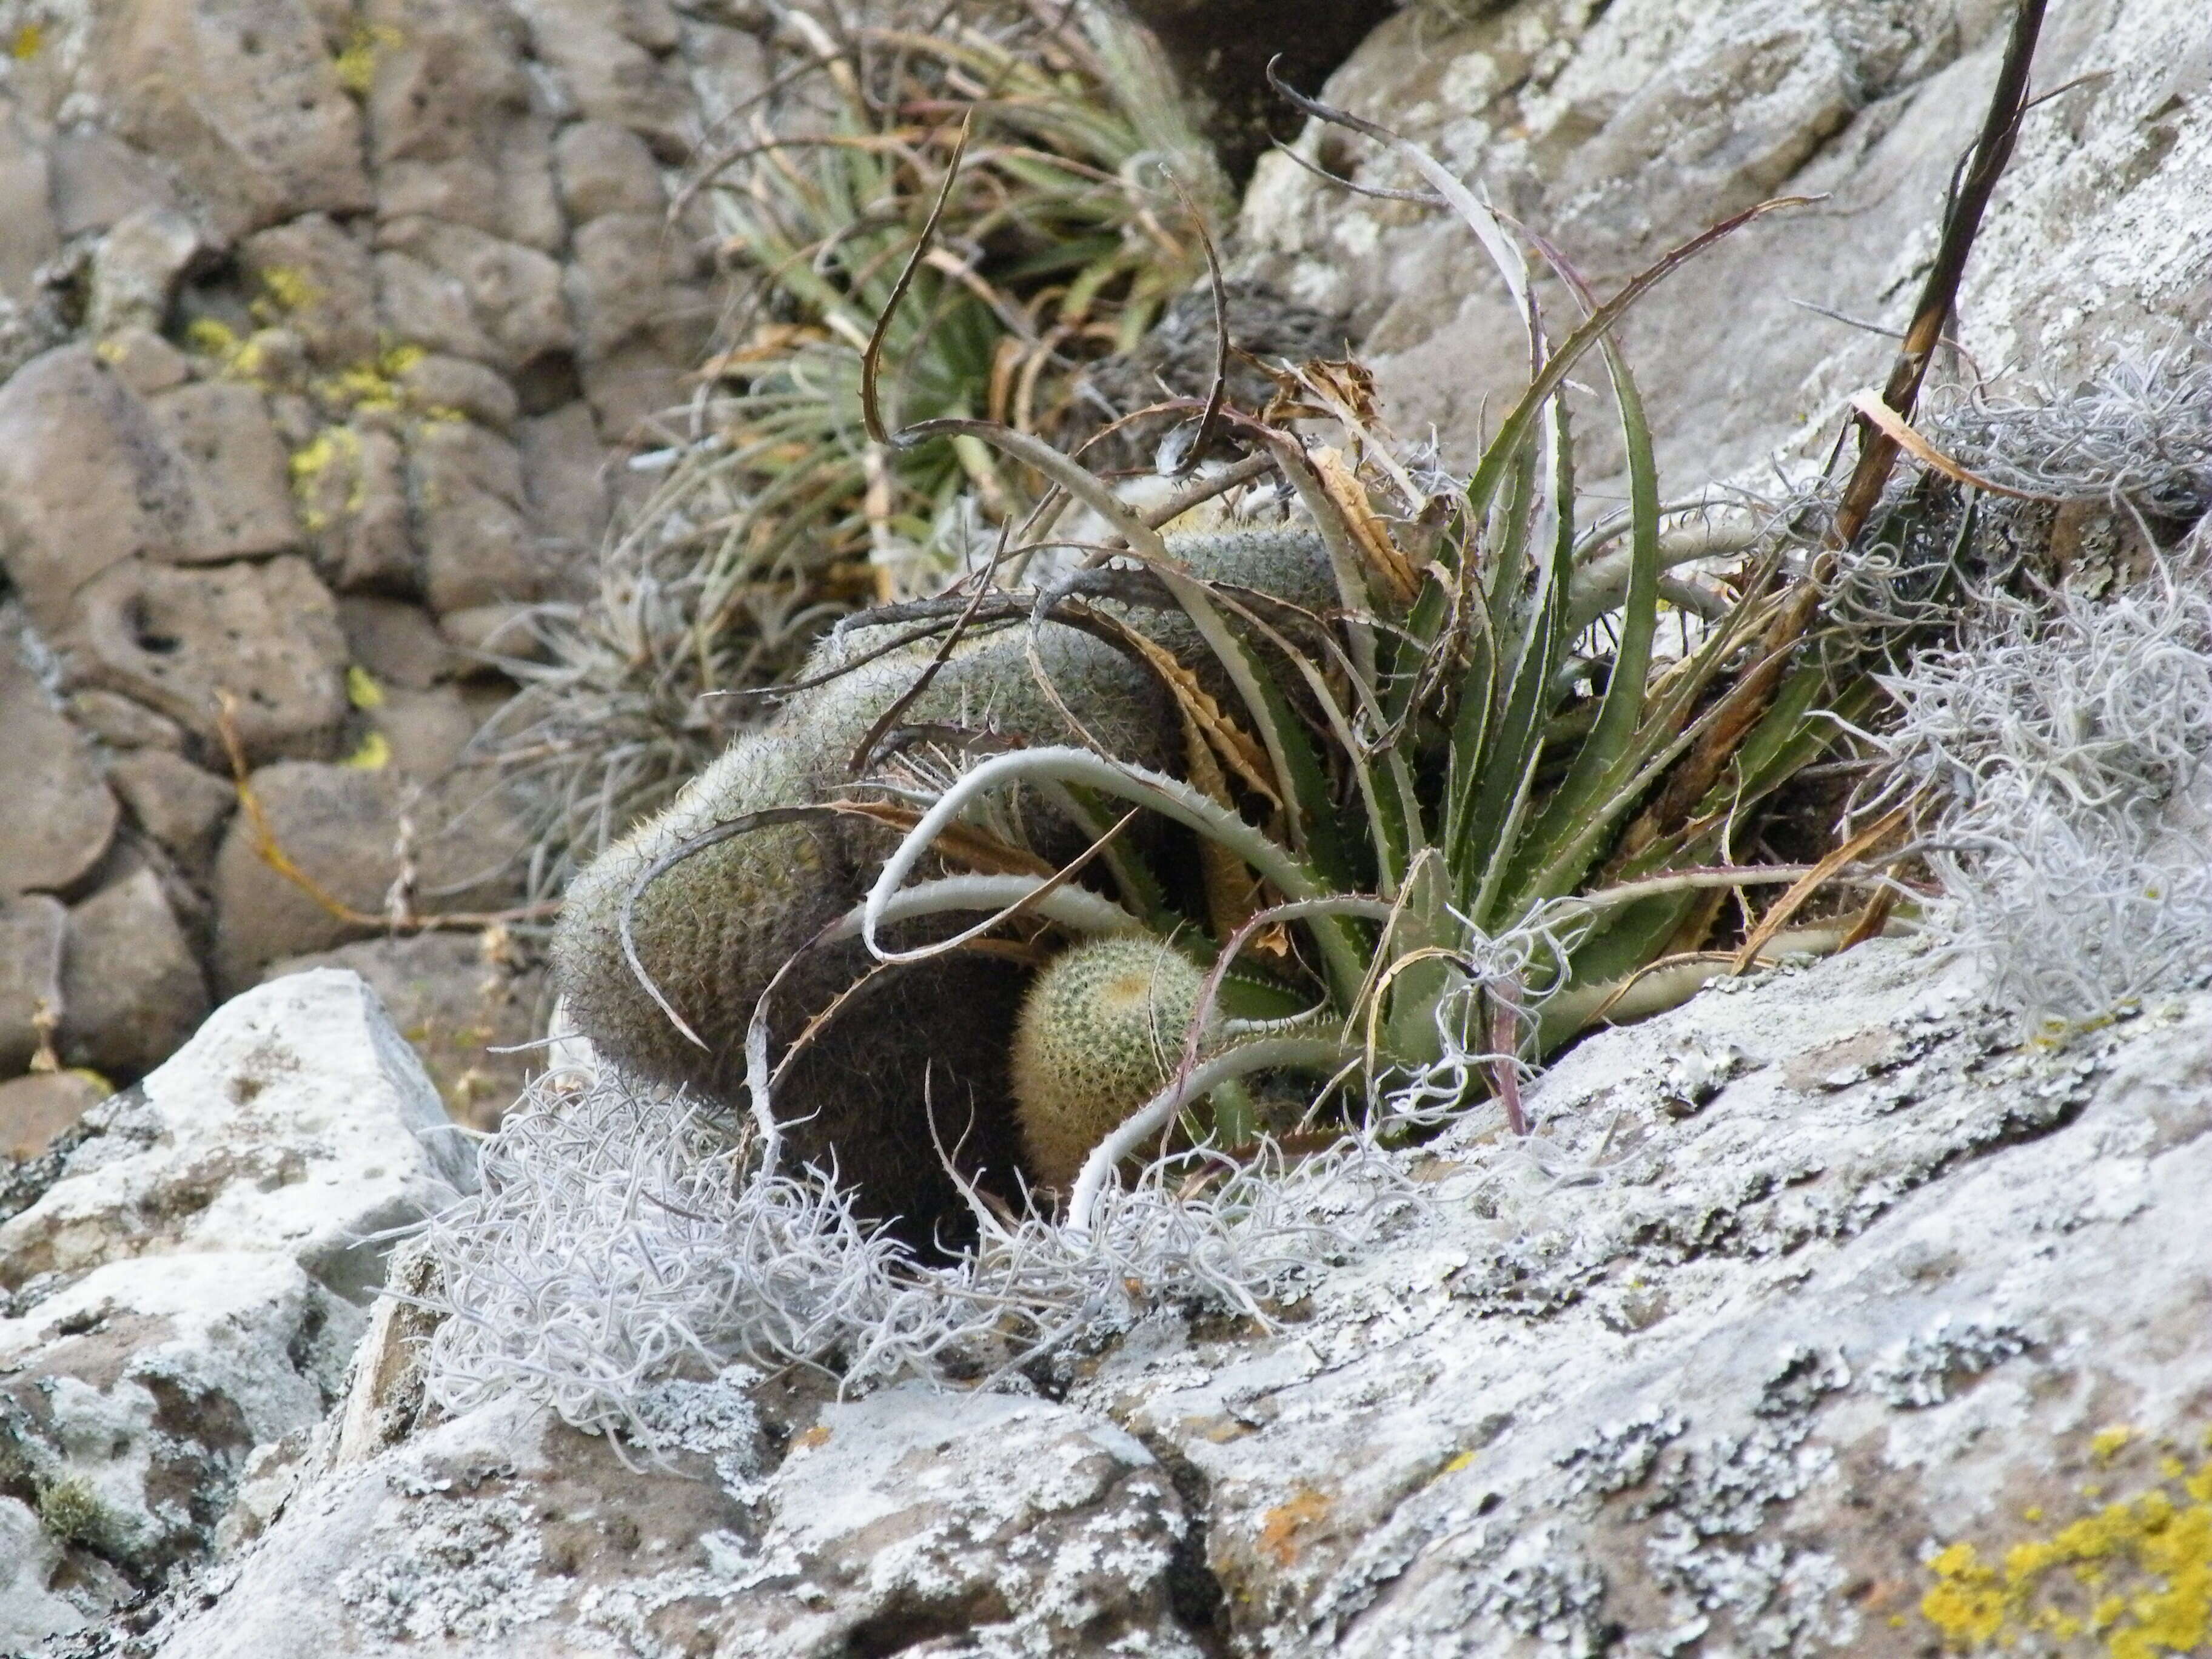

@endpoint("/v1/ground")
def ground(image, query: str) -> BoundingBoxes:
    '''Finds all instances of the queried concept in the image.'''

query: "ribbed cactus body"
[1010,936,1207,1190]
[551,512,1337,1236]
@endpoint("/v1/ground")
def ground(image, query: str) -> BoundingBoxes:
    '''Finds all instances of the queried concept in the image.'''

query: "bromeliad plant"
[799,32,2049,1230]
[484,3,1222,894]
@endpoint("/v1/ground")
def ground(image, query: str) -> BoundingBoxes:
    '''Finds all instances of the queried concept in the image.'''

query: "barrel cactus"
[550,512,1334,1239]
[1010,936,1209,1191]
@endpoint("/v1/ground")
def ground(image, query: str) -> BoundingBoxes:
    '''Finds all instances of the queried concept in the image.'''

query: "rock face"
[0,970,471,1643]
[0,0,835,1095]
[155,1378,1199,1658]
[93,936,2212,1658]
[1235,0,2212,486]
[260,931,549,1130]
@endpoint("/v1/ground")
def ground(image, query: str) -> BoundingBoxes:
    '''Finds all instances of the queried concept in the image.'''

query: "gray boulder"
[0,969,471,1642]
[1236,0,2212,486]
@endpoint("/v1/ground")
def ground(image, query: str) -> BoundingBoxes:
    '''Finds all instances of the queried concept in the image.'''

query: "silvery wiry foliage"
[420,1067,1423,1438]
[1827,350,2212,643]
[1874,545,2212,1036]
[1921,348,2212,519]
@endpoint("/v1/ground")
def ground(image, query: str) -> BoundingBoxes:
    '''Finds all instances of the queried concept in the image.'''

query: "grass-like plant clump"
[483,5,1223,893]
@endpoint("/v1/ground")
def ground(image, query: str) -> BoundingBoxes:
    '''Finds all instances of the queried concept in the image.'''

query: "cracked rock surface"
[1067,938,2212,1657]
[0,0,798,1105]
[0,970,470,1644]
[153,1378,1201,1658]
[1236,0,2212,487]
[80,937,2212,1658]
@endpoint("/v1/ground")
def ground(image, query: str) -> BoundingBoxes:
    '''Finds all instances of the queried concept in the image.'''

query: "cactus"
[1010,936,1208,1190]
[551,519,1334,1238]
[552,615,1176,1240]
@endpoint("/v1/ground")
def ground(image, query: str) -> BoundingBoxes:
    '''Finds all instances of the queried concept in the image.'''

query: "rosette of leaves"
[795,92,2022,1227]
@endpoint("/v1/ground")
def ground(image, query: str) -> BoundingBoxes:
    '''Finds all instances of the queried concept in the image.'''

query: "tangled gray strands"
[1874,548,2212,1035]
[419,1066,1429,1435]
[1919,349,2212,520]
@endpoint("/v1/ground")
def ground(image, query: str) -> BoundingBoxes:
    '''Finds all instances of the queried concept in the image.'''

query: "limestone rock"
[410,419,545,613]
[511,0,698,161]
[146,381,303,563]
[0,1072,107,1162]
[106,750,238,874]
[155,1379,1198,1657]
[0,1252,360,1598]
[516,401,611,569]
[336,596,457,691]
[47,127,178,242]
[578,335,682,444]
[0,896,66,1077]
[183,937,2202,1659]
[58,869,212,1081]
[0,967,473,1301]
[208,762,524,993]
[0,1494,88,1651]
[375,217,572,377]
[85,205,207,338]
[366,683,482,778]
[0,344,196,629]
[0,968,466,1635]
[295,422,418,595]
[67,555,350,763]
[0,103,60,305]
[1057,941,2212,1657]
[552,118,665,223]
[398,352,520,432]
[1235,0,2212,484]
[364,0,566,253]
[262,931,546,1131]
[238,213,381,369]
[67,689,187,754]
[87,0,372,238]
[565,209,711,363]
[96,324,193,396]
[0,622,118,901]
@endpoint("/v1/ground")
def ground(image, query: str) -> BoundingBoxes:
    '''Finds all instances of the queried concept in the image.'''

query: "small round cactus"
[1011,936,1208,1190]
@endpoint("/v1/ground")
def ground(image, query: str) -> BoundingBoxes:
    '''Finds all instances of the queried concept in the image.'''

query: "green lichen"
[37,1478,111,1550]
[1921,1446,2212,1656]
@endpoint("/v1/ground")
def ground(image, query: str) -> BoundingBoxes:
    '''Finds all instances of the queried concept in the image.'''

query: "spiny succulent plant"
[1010,936,1208,1190]
[551,514,1335,1238]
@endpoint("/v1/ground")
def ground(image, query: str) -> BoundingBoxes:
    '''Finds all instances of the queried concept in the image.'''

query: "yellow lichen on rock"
[1921,1449,2212,1655]
[251,264,321,326]
[313,343,424,414]
[332,22,402,96]
[288,425,364,531]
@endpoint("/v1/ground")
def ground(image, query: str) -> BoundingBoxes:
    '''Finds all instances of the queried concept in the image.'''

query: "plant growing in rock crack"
[564,5,2066,1246]
[481,3,1223,894]
[433,2,2158,1418]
